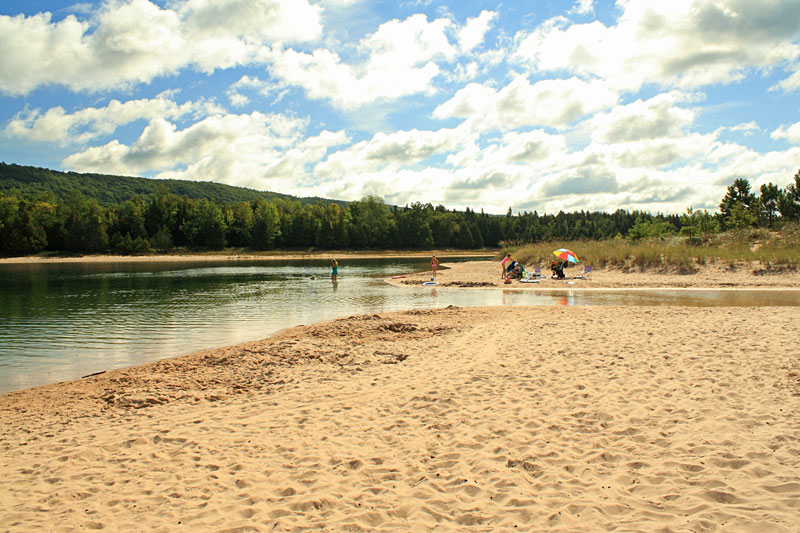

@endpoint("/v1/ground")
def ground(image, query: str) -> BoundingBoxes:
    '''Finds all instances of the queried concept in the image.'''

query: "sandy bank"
[1,306,798,531]
[390,260,800,289]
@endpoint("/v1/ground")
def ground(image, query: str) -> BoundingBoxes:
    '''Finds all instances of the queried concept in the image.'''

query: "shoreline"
[0,250,492,264]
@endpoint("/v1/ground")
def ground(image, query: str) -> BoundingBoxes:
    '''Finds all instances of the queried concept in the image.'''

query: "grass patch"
[501,224,800,272]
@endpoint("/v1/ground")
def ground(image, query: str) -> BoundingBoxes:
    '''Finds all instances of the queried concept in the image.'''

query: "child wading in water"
[331,259,338,282]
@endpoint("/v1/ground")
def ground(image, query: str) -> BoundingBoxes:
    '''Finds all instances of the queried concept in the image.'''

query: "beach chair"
[575,265,592,279]
[533,266,542,278]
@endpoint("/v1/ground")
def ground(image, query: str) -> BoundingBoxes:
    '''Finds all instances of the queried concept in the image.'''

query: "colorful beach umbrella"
[553,248,579,263]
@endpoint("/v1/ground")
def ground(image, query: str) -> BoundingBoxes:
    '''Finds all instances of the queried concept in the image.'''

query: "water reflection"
[1,257,799,394]
[498,288,800,307]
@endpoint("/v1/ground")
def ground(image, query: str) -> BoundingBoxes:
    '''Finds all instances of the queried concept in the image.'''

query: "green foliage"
[145,187,180,237]
[181,199,227,249]
[226,202,255,248]
[396,203,434,249]
[110,196,148,241]
[759,183,780,228]
[627,216,675,241]
[111,233,152,255]
[3,164,800,257]
[251,199,281,249]
[778,170,800,221]
[0,197,48,254]
[726,201,759,230]
[150,225,173,251]
[348,196,395,249]
[719,178,757,230]
[0,163,335,208]
[313,203,349,249]
[63,193,109,252]
[679,207,719,244]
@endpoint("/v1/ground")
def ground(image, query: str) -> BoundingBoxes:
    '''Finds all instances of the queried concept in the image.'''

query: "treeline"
[0,189,654,255]
[620,171,800,244]
[1,169,798,256]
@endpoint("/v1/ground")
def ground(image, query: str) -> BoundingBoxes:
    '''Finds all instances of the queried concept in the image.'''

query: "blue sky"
[1,0,799,215]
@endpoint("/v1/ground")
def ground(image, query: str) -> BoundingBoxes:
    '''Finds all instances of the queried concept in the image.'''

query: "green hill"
[0,162,345,207]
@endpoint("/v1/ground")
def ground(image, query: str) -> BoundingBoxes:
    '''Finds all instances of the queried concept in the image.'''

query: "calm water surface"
[1,257,799,394]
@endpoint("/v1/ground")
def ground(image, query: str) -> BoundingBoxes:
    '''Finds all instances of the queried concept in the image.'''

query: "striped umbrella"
[553,248,579,263]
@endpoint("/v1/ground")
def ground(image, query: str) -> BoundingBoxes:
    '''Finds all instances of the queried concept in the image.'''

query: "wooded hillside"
[0,163,341,207]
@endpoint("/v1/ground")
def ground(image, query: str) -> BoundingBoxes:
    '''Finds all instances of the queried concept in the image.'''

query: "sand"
[2,301,799,531]
[395,259,800,289]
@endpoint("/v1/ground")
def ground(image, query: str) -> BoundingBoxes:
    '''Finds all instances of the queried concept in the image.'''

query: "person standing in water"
[331,259,339,282]
[431,255,439,278]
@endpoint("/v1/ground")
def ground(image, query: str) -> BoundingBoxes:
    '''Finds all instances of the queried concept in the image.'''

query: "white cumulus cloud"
[61,112,348,192]
[315,127,465,178]
[0,0,322,95]
[773,66,800,92]
[265,13,457,109]
[5,95,219,144]
[458,10,497,52]
[771,121,800,144]
[433,75,619,130]
[514,0,800,91]
[588,92,697,143]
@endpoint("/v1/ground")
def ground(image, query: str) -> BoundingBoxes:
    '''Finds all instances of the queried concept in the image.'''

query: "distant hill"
[0,162,346,207]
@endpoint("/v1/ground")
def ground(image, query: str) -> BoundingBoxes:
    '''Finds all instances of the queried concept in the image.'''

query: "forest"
[0,162,336,207]
[1,163,799,256]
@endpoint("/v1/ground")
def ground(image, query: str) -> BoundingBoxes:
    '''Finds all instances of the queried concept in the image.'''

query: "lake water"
[2,257,799,394]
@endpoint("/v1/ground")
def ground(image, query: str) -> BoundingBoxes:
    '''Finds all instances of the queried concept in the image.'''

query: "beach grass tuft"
[503,223,800,272]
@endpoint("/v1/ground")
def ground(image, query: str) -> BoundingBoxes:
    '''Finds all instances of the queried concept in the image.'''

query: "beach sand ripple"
[1,306,799,531]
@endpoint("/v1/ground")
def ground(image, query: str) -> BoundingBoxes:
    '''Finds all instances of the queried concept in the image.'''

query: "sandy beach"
[394,259,800,289]
[2,260,800,531]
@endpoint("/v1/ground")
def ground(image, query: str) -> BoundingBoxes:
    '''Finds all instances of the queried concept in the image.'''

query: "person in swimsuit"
[331,259,338,282]
[500,253,512,278]
[431,255,439,278]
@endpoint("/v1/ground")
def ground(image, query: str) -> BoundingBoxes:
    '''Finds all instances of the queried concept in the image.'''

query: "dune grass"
[503,224,800,273]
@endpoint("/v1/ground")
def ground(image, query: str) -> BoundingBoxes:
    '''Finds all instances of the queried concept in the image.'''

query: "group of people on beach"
[327,253,568,285]
[500,253,570,280]
[500,253,525,279]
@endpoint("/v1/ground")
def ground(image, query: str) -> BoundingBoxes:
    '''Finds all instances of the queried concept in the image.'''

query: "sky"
[1,0,799,216]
